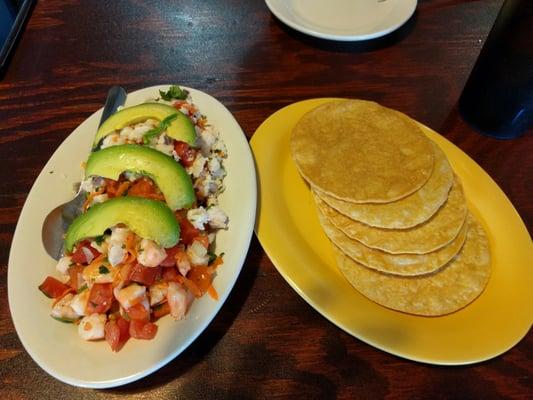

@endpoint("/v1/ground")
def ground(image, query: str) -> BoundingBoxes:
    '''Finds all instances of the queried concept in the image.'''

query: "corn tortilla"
[334,214,491,316]
[290,100,434,203]
[315,177,467,254]
[317,205,468,276]
[314,141,454,229]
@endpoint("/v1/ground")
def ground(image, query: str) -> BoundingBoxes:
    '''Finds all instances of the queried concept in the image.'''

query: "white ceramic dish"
[8,85,257,388]
[265,0,417,41]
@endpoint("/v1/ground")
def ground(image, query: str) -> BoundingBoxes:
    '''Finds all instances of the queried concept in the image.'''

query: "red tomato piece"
[126,302,150,322]
[127,178,165,201]
[105,317,130,352]
[129,319,158,340]
[71,240,101,264]
[38,276,72,299]
[162,266,182,282]
[104,179,120,198]
[174,141,197,167]
[160,245,181,267]
[86,283,114,314]
[179,218,200,245]
[129,263,160,286]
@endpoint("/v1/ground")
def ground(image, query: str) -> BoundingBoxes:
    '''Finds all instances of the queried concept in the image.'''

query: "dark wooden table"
[1,0,531,398]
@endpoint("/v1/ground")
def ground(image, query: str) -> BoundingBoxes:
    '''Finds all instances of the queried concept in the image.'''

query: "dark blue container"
[459,0,533,139]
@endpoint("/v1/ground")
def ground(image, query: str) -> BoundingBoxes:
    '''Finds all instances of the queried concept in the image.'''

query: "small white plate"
[265,0,417,41]
[8,85,257,388]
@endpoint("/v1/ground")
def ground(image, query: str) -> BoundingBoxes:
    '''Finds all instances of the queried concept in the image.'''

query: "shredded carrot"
[152,302,170,319]
[86,254,105,271]
[180,103,196,115]
[173,100,187,108]
[123,252,136,264]
[207,284,219,301]
[123,232,137,264]
[197,117,207,130]
[180,276,202,298]
[125,232,136,249]
[82,187,104,211]
[134,192,165,201]
[115,181,131,197]
[209,255,224,270]
[118,263,133,283]
[127,178,165,201]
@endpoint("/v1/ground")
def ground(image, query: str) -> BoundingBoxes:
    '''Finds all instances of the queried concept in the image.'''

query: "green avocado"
[65,196,179,252]
[93,103,196,148]
[85,144,194,210]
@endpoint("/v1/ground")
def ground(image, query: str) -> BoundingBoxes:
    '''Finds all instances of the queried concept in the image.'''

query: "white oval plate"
[8,85,257,388]
[265,0,417,41]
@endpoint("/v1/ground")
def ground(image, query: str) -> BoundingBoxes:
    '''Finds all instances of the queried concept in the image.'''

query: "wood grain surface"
[1,0,531,398]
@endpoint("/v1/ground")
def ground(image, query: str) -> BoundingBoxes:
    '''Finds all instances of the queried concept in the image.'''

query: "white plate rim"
[7,85,257,388]
[265,0,417,41]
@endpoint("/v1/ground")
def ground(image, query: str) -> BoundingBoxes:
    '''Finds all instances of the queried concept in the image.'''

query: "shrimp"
[78,314,107,340]
[114,283,146,309]
[50,293,79,321]
[167,282,189,320]
[137,239,167,267]
[149,282,168,306]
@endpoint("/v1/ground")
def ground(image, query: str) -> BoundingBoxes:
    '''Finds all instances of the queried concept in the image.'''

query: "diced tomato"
[86,283,114,314]
[104,178,120,197]
[160,245,181,267]
[129,263,160,286]
[162,266,182,282]
[179,218,200,245]
[71,240,101,265]
[126,302,150,322]
[129,319,158,340]
[68,265,84,290]
[105,317,130,352]
[128,178,153,196]
[128,178,165,201]
[152,302,170,319]
[38,276,73,299]
[174,141,197,167]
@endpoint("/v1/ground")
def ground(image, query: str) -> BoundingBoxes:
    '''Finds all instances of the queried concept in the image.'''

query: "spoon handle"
[99,86,127,126]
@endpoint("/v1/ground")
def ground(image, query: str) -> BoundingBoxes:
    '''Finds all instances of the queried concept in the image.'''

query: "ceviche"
[39,86,229,352]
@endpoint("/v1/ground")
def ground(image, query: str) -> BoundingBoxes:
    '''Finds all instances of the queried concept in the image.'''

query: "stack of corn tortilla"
[290,100,491,316]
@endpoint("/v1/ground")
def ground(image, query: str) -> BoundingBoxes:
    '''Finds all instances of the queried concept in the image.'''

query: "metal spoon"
[41,86,127,260]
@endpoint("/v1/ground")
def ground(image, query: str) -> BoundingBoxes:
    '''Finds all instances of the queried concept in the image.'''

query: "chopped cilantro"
[77,284,88,294]
[159,85,189,101]
[99,265,110,274]
[207,251,217,265]
[93,235,105,245]
[142,113,178,144]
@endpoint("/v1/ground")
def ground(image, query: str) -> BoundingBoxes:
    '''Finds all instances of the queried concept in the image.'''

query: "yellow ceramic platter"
[251,98,533,365]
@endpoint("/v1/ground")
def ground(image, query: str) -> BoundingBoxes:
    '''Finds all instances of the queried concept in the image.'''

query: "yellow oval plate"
[251,98,533,365]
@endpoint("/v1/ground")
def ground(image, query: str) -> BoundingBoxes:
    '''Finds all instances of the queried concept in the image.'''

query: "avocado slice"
[65,197,179,252]
[93,103,196,148]
[85,144,194,210]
